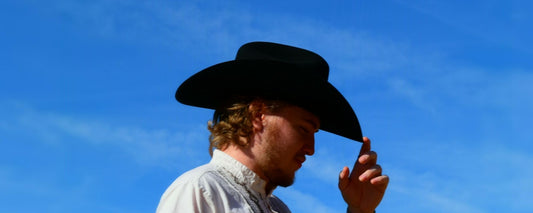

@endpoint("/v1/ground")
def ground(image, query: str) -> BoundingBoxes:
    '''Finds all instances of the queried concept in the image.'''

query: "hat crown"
[235,42,329,80]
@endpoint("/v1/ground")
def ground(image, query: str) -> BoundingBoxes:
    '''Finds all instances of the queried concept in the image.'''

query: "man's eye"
[300,126,310,133]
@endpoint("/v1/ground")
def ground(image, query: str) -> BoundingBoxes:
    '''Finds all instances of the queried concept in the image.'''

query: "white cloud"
[38,0,418,73]
[391,0,533,52]
[0,165,147,213]
[382,136,533,213]
[301,140,360,185]
[0,101,209,170]
[276,187,340,213]
[387,77,438,113]
[44,0,257,57]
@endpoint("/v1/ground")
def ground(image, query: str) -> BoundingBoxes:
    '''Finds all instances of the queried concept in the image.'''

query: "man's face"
[257,105,320,187]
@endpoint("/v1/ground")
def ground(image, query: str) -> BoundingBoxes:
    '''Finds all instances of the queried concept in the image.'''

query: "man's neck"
[221,146,275,194]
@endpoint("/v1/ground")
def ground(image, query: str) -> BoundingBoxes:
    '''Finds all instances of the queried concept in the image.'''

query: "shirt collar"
[211,149,272,197]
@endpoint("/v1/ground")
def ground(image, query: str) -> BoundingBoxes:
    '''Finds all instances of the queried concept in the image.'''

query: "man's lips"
[295,156,306,168]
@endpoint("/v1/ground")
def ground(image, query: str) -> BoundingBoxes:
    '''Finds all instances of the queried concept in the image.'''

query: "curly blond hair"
[207,98,285,155]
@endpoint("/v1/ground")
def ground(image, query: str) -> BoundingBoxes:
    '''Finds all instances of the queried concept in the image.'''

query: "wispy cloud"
[301,140,359,185]
[0,101,208,169]
[388,66,533,120]
[391,0,533,52]
[276,187,340,213]
[39,0,416,73]
[381,136,533,213]
[45,0,260,57]
[0,164,148,213]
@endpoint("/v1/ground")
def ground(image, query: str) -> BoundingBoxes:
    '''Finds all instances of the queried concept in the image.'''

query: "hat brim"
[176,59,363,142]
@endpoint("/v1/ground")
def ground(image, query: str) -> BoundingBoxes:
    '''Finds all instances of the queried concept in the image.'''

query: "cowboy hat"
[175,41,363,142]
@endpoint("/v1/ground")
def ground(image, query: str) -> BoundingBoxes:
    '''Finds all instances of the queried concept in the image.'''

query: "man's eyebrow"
[303,118,320,132]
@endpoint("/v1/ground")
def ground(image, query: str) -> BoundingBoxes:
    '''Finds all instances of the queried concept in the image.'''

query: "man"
[157,42,389,213]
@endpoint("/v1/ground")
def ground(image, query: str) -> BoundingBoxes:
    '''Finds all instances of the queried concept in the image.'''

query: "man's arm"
[338,137,389,213]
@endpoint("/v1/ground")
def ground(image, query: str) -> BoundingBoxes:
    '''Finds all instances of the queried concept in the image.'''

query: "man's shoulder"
[157,164,226,212]
[170,163,223,188]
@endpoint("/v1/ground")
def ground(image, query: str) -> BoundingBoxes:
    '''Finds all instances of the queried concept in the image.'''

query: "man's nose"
[303,136,315,156]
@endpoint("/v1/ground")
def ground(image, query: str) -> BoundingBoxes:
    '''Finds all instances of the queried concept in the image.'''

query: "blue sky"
[1,0,532,212]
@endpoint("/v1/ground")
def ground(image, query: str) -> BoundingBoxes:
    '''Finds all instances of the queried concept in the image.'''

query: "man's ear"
[249,100,265,132]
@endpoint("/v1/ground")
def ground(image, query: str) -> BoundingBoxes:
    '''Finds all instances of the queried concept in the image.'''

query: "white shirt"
[156,150,291,213]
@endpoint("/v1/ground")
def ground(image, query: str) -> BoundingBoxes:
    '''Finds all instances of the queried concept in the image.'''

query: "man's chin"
[276,180,294,188]
[271,173,295,187]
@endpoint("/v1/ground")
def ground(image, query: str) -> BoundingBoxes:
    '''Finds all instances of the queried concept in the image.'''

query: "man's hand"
[338,137,389,213]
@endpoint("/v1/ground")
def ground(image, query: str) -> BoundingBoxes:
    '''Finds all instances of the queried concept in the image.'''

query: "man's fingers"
[339,166,350,179]
[359,165,382,182]
[354,137,372,169]
[358,151,377,165]
[370,175,390,192]
[351,137,376,179]
[370,175,389,185]
[338,166,350,190]
[358,136,371,157]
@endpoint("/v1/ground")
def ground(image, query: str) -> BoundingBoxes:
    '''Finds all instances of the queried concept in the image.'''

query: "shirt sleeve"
[156,176,215,213]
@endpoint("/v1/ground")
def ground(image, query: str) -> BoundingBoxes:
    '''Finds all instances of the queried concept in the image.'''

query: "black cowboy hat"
[176,41,363,142]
